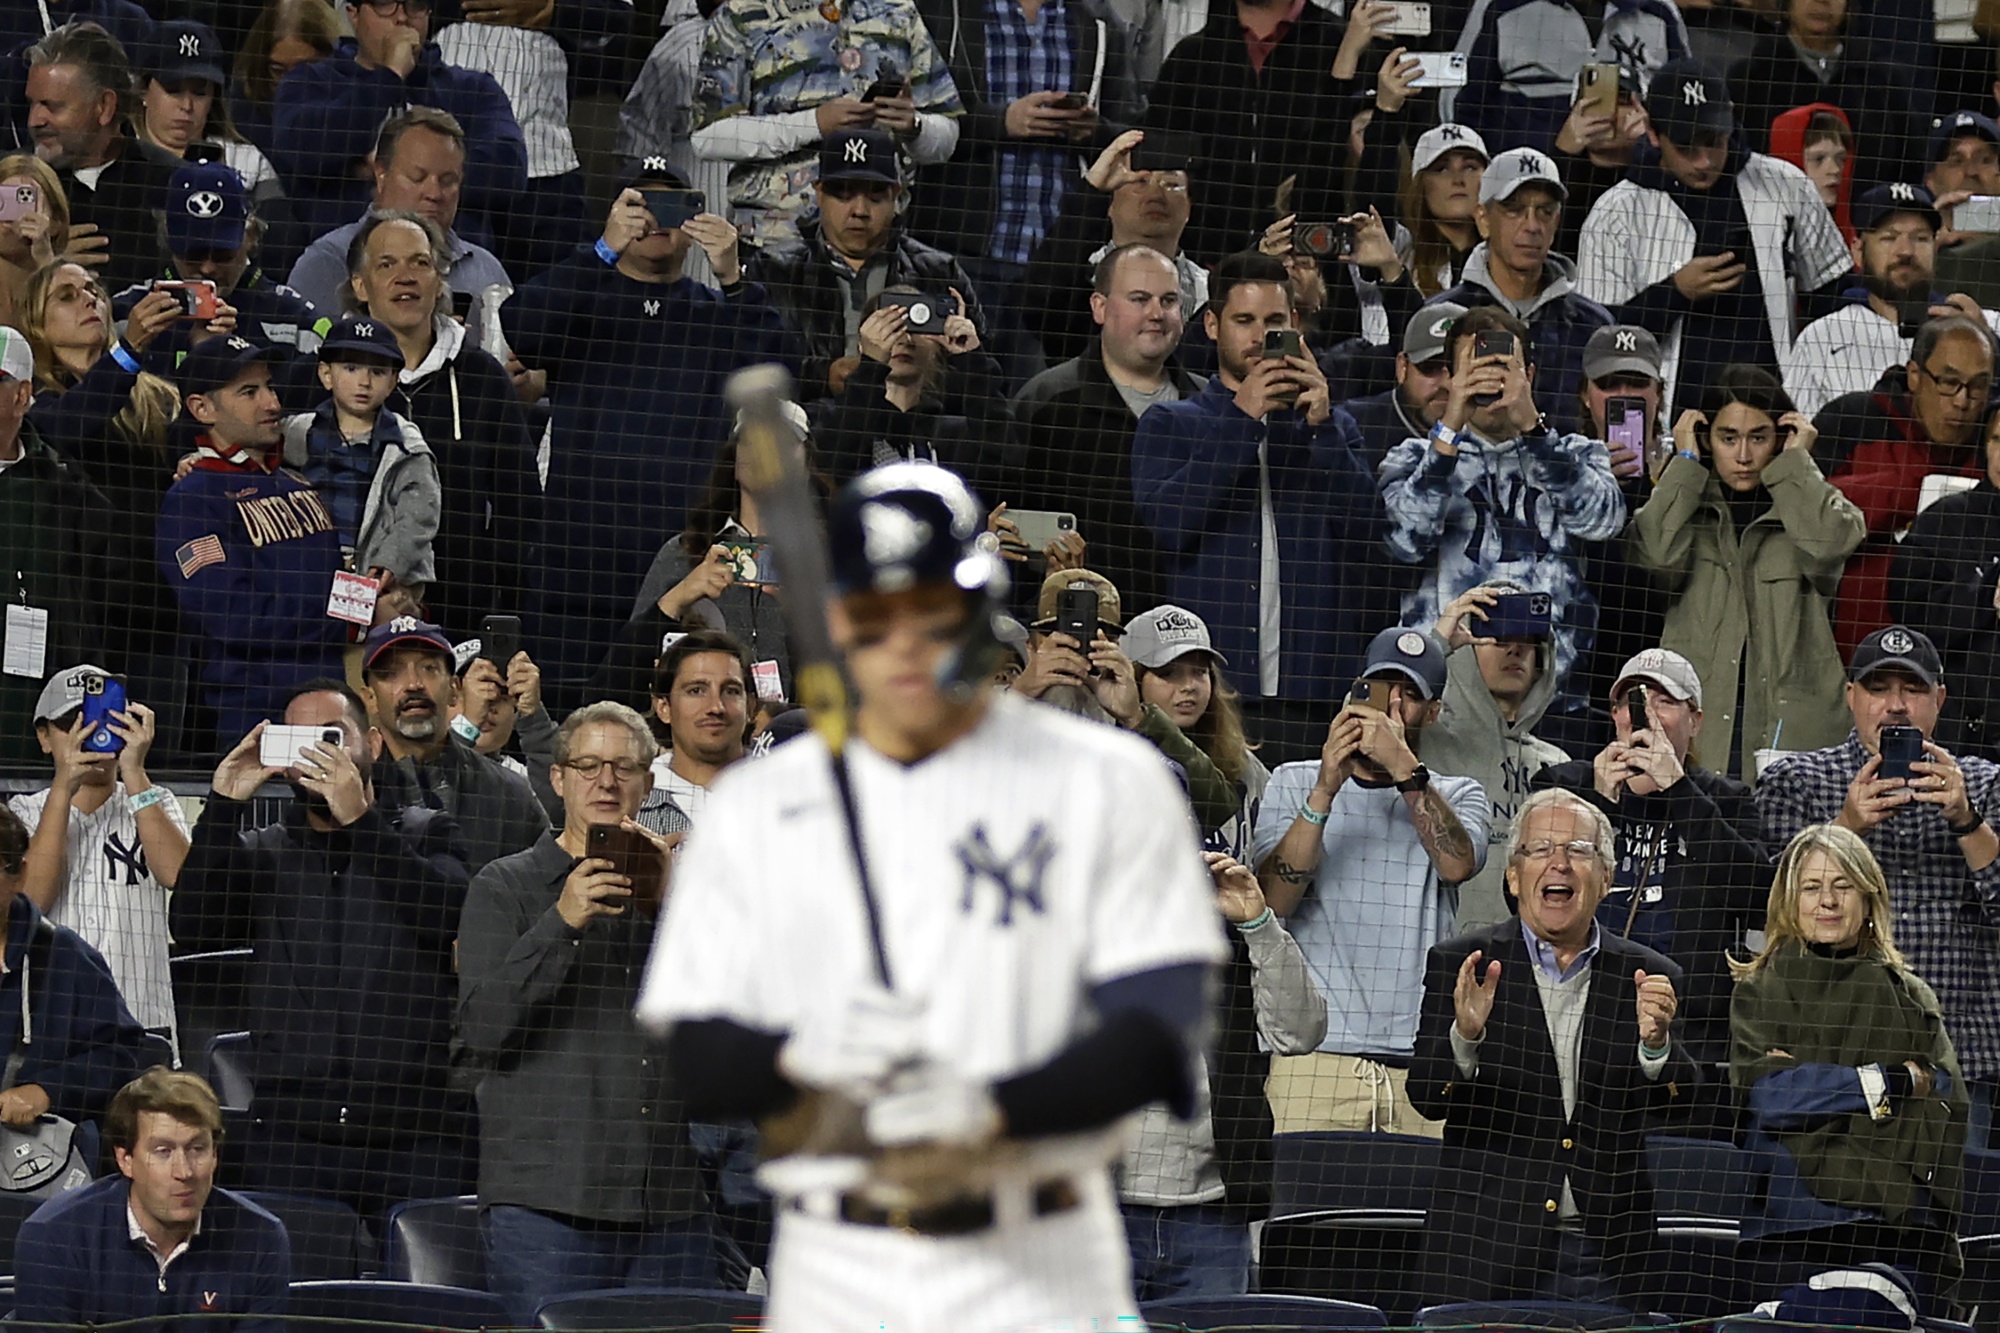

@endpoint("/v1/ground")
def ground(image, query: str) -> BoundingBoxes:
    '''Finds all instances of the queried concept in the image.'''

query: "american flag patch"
[175,535,226,579]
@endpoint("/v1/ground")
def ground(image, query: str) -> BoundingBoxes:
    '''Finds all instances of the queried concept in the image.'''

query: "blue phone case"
[81,679,127,754]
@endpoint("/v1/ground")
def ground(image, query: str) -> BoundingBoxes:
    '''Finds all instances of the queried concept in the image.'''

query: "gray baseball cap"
[34,664,117,723]
[1404,302,1468,365]
[1582,325,1664,382]
[1613,647,1704,708]
[1121,604,1227,670]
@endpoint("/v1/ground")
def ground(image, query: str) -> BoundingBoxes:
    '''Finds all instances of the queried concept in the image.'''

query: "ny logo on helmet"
[1682,80,1707,106]
[844,139,868,163]
[860,500,929,567]
[186,191,223,218]
[180,33,200,57]
[1615,330,1638,352]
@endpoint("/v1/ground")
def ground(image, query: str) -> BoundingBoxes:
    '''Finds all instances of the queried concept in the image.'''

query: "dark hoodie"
[0,895,146,1126]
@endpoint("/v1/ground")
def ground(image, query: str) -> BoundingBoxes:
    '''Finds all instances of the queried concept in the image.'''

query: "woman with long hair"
[1395,127,1489,298]
[1731,824,1967,1300]
[1124,604,1268,857]
[0,156,67,330]
[133,21,283,210]
[227,0,340,158]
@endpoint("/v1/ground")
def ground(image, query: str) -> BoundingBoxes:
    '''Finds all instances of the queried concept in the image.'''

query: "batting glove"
[866,1063,1005,1147]
[778,988,927,1096]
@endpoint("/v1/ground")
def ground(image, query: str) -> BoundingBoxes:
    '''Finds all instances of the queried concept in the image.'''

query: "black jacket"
[1339,385,1428,475]
[1892,477,2000,759]
[812,351,1023,501]
[908,0,1141,259]
[1532,762,1771,1067]
[370,735,550,874]
[0,895,146,1127]
[1011,343,1203,609]
[1410,920,1699,1305]
[171,797,474,1143]
[58,140,181,297]
[1728,31,1917,193]
[745,222,987,398]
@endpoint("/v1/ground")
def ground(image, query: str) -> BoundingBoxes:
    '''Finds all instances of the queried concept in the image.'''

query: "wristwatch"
[1396,764,1432,793]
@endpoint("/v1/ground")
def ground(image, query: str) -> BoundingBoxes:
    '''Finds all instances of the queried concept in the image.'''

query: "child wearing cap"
[281,314,439,617]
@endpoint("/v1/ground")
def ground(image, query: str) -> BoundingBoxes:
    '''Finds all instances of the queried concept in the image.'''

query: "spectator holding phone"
[11,666,186,1052]
[457,701,720,1322]
[132,21,284,215]
[1930,112,2000,312]
[1380,305,1625,701]
[1630,368,1864,780]
[1757,626,2000,1139]
[0,155,68,329]
[279,314,440,611]
[1548,69,1653,261]
[171,678,477,1217]
[1340,300,1462,472]
[452,643,558,822]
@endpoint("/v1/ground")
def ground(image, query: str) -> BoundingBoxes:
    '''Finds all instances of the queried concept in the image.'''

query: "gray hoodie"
[280,407,441,587]
[1420,640,1568,930]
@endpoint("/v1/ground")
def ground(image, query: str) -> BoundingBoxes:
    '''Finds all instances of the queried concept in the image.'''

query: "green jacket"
[1138,704,1237,836]
[1628,448,1863,780]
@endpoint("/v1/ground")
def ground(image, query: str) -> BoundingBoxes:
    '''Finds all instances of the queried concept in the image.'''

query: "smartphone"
[1347,678,1393,712]
[0,183,38,224]
[450,288,474,323]
[1954,195,2000,232]
[1055,586,1099,645]
[586,823,669,912]
[1627,682,1653,734]
[1472,329,1517,361]
[1878,724,1925,782]
[80,676,127,755]
[640,188,705,229]
[260,723,345,769]
[1606,395,1648,474]
[1698,226,1753,261]
[1130,135,1197,173]
[153,279,220,320]
[1296,220,1357,259]
[1050,92,1088,110]
[186,140,224,163]
[478,614,521,667]
[1380,0,1431,36]
[861,64,907,101]
[882,291,951,334]
[1485,591,1553,639]
[1005,509,1076,552]
[720,538,778,587]
[1575,63,1618,120]
[1408,51,1469,89]
[1263,328,1304,406]
[1896,296,1937,338]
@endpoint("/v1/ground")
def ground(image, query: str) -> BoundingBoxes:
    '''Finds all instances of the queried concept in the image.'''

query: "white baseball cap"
[1413,123,1490,174]
[1613,648,1703,708]
[1121,604,1228,670]
[0,326,32,385]
[1478,147,1568,205]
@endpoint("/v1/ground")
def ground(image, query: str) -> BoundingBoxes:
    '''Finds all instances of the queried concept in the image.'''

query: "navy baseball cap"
[615,154,690,191]
[1848,625,1943,688]
[1854,182,1942,234]
[1646,58,1736,145]
[1361,625,1448,701]
[141,20,227,88]
[1929,110,2000,165]
[318,315,404,365]
[178,335,280,397]
[362,616,454,672]
[166,160,249,254]
[819,129,900,186]
[827,463,1002,598]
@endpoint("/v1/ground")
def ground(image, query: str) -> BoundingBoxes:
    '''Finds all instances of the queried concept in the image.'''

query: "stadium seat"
[1142,1293,1389,1330]
[1271,1131,1441,1217]
[239,1192,365,1280]
[533,1286,767,1330]
[381,1195,485,1290]
[1646,1135,1752,1219]
[1414,1301,1672,1330]
[1258,1207,1427,1323]
[1653,1216,1748,1319]
[1964,1152,2000,1239]
[284,1279,509,1330]
[201,1030,254,1111]
[1962,1234,2000,1333]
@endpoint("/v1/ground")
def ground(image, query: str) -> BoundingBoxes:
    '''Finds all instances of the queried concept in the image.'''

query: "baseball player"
[639,464,1225,1332]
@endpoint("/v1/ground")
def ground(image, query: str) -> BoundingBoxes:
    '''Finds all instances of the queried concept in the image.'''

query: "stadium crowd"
[2,0,2000,1322]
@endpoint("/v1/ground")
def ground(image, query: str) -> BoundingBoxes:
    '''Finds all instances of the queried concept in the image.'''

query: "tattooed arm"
[1255,713,1361,915]
[1405,781,1480,884]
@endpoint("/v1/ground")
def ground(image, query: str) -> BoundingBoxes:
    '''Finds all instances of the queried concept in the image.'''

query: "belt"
[799,1176,1083,1237]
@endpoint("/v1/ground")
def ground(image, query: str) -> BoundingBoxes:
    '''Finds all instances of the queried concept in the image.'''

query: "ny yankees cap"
[1646,58,1735,144]
[1404,301,1467,366]
[1929,109,2000,165]
[319,315,404,365]
[1033,568,1124,632]
[1582,324,1664,382]
[1848,624,1943,688]
[166,160,249,254]
[1412,123,1489,175]
[34,664,118,724]
[363,616,455,673]
[1122,604,1228,670]
[615,154,691,191]
[178,336,281,397]
[1854,182,1942,234]
[0,325,32,384]
[820,129,900,186]
[1362,626,1448,701]
[141,20,227,89]
[1613,647,1703,707]
[1478,148,1566,205]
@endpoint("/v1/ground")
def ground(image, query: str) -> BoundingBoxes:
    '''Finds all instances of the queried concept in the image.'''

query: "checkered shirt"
[984,0,1072,264]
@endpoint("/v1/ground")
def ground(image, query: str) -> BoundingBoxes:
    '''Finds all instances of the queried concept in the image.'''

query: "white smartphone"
[1955,195,2000,232]
[260,724,344,769]
[1004,509,1078,552]
[1408,51,1469,89]
[1380,1,1431,37]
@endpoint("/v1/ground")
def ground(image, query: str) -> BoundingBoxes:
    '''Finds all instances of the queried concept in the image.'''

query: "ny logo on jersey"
[103,830,149,886]
[956,823,1055,926]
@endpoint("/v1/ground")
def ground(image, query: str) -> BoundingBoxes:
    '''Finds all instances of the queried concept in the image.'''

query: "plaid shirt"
[1755,732,2000,1080]
[984,0,1073,264]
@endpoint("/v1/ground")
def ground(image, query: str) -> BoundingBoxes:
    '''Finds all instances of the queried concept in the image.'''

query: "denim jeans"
[481,1203,728,1325]
[1120,1201,1252,1301]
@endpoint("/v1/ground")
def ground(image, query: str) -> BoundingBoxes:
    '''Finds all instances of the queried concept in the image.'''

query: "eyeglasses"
[1710,428,1775,448]
[562,757,647,782]
[1918,364,1993,401]
[1515,838,1600,863]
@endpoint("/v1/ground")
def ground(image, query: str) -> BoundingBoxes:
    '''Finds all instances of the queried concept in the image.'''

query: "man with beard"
[1789,184,2000,417]
[171,678,477,1217]
[358,617,547,873]
[1340,302,1463,472]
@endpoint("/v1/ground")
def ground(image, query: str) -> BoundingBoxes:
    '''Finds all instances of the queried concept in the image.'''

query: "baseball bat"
[725,364,894,989]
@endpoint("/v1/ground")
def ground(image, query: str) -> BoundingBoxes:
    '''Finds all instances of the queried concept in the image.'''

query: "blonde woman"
[0,156,68,329]
[1731,824,1967,1297]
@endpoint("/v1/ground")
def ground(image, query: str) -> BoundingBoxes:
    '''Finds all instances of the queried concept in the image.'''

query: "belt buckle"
[885,1203,917,1235]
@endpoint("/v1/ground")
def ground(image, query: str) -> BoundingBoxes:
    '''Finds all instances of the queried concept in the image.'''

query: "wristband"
[1234,907,1274,933]
[1639,1038,1670,1060]
[1428,420,1463,451]
[1949,813,1987,838]
[1298,802,1330,827]
[593,237,621,267]
[128,785,168,812]
[1676,448,1700,463]
[449,714,482,743]
[109,341,142,374]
